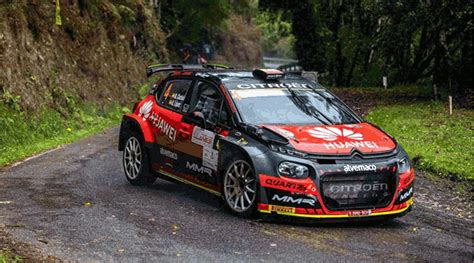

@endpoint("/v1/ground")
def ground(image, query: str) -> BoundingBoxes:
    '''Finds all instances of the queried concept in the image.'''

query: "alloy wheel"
[123,137,142,180]
[224,160,257,212]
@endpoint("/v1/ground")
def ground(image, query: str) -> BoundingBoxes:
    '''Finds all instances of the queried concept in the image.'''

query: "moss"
[117,4,136,26]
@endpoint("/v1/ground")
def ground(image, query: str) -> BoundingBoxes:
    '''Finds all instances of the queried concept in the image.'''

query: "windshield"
[229,88,359,125]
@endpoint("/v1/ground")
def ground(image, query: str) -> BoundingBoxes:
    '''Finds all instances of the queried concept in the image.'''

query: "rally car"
[118,64,414,220]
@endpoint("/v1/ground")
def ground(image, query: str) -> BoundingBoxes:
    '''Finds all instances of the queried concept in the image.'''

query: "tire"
[221,157,258,218]
[122,133,156,186]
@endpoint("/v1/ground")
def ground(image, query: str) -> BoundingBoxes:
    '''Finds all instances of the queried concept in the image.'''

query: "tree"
[261,0,472,106]
[259,0,326,72]
[160,0,231,44]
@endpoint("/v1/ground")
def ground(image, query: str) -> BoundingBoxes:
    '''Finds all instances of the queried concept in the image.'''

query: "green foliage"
[0,99,126,166]
[292,0,326,72]
[1,89,21,113]
[254,10,295,58]
[366,102,474,181]
[0,250,22,263]
[260,0,473,103]
[160,0,232,44]
[116,4,136,25]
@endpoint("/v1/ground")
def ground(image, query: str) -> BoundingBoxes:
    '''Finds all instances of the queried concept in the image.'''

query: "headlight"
[398,157,412,173]
[278,161,309,179]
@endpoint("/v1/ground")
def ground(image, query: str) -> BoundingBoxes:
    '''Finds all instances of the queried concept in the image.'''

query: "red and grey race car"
[118,64,414,221]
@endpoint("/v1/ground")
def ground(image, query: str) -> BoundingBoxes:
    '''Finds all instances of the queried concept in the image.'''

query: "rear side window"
[158,79,193,112]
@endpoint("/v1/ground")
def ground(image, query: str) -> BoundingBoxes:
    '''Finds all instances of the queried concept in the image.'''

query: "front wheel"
[222,159,258,218]
[122,134,156,186]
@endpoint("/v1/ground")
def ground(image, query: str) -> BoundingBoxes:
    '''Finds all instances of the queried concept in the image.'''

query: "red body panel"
[264,123,396,155]
[126,99,155,143]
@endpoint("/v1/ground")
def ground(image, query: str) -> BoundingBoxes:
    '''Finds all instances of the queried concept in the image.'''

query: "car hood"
[263,123,396,155]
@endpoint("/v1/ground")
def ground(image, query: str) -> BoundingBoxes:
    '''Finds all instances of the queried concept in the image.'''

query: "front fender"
[217,133,275,180]
[118,114,154,151]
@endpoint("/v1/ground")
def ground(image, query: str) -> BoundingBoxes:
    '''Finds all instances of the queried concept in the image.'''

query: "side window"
[190,81,223,126]
[158,79,193,112]
[217,104,231,127]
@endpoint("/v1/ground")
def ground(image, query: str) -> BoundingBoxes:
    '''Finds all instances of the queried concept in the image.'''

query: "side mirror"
[183,111,207,129]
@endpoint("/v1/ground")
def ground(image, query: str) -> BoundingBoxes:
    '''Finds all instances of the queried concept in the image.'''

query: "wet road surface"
[0,128,472,262]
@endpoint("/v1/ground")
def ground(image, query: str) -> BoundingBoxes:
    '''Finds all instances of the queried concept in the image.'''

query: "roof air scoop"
[252,69,285,80]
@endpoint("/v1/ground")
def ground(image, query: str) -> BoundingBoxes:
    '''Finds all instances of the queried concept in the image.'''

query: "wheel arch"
[217,138,272,183]
[118,114,154,151]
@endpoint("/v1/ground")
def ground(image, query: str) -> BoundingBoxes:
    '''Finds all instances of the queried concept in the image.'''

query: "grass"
[0,251,21,263]
[0,100,129,166]
[366,101,474,181]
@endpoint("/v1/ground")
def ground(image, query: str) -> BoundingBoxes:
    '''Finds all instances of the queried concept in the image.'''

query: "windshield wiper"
[283,84,333,125]
[306,86,360,123]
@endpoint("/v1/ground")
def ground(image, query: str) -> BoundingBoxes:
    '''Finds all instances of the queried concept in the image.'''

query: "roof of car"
[147,64,320,90]
[205,70,319,90]
[179,69,317,89]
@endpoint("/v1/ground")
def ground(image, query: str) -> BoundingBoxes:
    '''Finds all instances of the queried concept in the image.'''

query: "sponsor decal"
[309,127,363,141]
[138,100,153,120]
[308,127,379,150]
[324,141,379,150]
[186,161,212,177]
[270,205,296,214]
[398,186,413,203]
[329,183,388,194]
[191,126,215,148]
[261,177,309,192]
[149,113,177,141]
[236,138,248,146]
[343,164,377,173]
[236,82,312,89]
[348,209,372,216]
[202,147,218,171]
[192,127,219,171]
[272,194,317,207]
[160,148,178,160]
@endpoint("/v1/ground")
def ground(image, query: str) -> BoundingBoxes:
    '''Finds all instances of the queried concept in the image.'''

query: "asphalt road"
[0,128,472,262]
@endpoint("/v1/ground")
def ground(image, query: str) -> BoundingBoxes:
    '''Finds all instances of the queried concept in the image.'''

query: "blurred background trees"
[0,0,470,106]
[107,0,470,106]
[259,0,472,106]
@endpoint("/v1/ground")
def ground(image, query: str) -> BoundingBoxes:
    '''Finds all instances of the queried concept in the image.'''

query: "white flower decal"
[308,127,363,141]
[138,101,153,120]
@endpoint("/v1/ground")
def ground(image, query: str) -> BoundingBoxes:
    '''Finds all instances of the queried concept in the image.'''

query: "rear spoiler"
[146,64,232,78]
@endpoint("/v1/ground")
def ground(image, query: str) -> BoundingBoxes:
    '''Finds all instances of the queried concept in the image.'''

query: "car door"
[148,77,231,194]
[183,80,232,186]
[147,78,198,175]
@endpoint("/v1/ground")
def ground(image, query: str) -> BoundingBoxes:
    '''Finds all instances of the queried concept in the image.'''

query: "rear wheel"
[122,133,156,186]
[222,159,258,217]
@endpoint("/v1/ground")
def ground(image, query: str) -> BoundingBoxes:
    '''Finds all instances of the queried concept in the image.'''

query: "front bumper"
[258,198,413,219]
[257,168,414,219]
